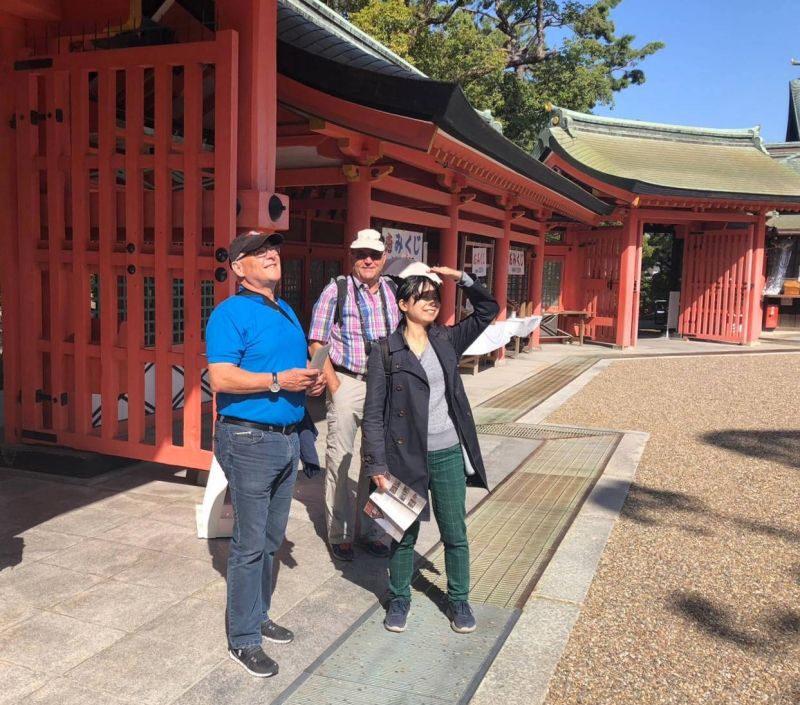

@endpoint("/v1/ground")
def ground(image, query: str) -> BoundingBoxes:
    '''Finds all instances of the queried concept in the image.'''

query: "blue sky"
[591,0,799,143]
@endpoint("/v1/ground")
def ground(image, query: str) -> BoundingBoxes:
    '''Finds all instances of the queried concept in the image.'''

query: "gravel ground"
[542,353,800,705]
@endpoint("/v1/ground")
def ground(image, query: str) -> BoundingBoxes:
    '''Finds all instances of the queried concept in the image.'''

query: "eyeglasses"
[414,291,441,305]
[352,249,384,260]
[236,244,281,261]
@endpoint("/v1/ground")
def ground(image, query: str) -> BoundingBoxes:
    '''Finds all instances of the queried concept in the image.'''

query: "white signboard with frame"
[509,249,525,276]
[472,247,487,276]
[382,228,424,262]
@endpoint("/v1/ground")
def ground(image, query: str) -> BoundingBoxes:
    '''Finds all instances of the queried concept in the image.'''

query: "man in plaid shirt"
[308,229,400,561]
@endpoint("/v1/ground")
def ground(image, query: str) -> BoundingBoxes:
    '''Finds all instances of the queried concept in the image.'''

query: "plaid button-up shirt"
[308,276,400,375]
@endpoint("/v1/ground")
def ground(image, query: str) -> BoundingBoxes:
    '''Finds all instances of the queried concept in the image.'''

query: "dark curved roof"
[276,2,611,216]
[277,2,423,80]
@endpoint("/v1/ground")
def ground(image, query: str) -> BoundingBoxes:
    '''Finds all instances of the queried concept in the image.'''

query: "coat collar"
[387,324,448,354]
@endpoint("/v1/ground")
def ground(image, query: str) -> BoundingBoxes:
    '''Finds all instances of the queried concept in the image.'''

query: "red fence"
[7,32,238,468]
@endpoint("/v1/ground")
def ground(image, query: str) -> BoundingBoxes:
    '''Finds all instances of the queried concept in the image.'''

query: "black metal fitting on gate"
[127,265,136,275]
[214,267,228,282]
[215,247,228,262]
[35,389,52,403]
[126,242,136,253]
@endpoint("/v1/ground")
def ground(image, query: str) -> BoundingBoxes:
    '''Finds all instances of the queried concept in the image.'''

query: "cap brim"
[349,242,385,252]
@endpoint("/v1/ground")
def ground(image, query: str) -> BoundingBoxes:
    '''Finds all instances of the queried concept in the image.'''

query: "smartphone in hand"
[309,344,331,371]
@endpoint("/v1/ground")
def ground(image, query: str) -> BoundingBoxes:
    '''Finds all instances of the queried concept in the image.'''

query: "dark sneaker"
[384,597,411,633]
[228,645,279,678]
[359,540,390,558]
[262,620,294,644]
[331,543,354,561]
[447,600,476,634]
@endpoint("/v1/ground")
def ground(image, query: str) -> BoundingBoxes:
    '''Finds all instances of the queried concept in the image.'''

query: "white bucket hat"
[398,261,442,284]
[350,228,386,252]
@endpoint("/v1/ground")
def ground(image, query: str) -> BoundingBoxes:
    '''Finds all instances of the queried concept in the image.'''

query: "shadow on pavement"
[667,590,800,653]
[589,479,800,542]
[701,429,800,469]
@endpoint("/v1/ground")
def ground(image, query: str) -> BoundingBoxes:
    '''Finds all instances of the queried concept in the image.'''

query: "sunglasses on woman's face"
[414,291,441,304]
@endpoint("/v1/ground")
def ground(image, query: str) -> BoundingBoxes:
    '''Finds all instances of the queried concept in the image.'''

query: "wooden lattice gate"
[8,32,238,469]
[679,229,753,344]
[575,229,621,344]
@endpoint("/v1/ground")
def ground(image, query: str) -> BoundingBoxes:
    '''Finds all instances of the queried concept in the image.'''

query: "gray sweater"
[418,343,460,451]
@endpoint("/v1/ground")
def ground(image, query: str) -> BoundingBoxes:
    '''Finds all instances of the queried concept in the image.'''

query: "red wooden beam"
[371,201,450,229]
[124,65,146,445]
[280,75,437,152]
[153,63,173,447]
[276,167,346,187]
[182,60,203,453]
[372,175,451,207]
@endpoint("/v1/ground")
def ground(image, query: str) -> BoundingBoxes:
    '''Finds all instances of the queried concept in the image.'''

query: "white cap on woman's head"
[398,261,442,284]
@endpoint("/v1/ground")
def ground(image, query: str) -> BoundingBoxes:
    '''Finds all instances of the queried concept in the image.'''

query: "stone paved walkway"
[1,334,798,704]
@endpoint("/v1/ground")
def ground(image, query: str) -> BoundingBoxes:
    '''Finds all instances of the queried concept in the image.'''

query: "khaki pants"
[324,372,381,544]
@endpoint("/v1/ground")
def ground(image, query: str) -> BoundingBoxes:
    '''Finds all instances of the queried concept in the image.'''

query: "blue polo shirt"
[206,291,307,425]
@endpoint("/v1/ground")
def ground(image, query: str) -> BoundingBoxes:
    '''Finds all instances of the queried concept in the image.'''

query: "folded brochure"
[363,473,427,542]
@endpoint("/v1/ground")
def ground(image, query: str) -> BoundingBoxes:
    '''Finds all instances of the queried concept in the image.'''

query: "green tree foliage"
[639,230,674,314]
[331,0,663,150]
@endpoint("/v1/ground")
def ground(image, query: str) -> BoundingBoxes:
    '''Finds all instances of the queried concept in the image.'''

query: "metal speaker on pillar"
[268,194,286,222]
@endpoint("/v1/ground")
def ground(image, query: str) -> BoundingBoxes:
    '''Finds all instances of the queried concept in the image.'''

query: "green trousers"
[388,444,469,602]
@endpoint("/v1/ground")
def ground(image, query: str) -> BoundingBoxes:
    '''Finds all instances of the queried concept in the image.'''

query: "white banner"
[472,247,487,276]
[382,228,424,261]
[509,249,525,275]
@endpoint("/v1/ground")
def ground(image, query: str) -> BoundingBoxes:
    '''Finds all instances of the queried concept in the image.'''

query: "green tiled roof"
[538,107,800,201]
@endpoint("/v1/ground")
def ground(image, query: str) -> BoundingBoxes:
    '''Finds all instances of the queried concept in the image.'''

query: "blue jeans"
[214,421,300,649]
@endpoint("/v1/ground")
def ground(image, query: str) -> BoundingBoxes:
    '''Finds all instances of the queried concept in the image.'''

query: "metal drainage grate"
[276,601,518,705]
[415,433,621,609]
[477,422,615,440]
[473,356,602,425]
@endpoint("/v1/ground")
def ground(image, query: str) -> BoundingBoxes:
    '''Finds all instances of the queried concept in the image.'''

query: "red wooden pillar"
[0,20,24,441]
[630,222,644,347]
[439,194,460,325]
[530,230,545,347]
[218,0,287,231]
[345,165,372,247]
[492,212,511,361]
[494,214,511,320]
[616,214,640,347]
[745,211,767,344]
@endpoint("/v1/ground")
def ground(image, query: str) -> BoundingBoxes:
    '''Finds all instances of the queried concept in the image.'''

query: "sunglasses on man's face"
[236,244,281,261]
[352,249,384,260]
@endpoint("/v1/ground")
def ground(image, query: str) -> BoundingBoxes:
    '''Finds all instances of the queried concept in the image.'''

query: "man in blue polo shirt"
[207,230,324,678]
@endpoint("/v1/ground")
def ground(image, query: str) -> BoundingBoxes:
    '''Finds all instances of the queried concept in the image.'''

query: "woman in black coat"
[362,264,499,634]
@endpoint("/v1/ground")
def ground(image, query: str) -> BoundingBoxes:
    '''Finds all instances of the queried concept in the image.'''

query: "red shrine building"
[2,0,800,471]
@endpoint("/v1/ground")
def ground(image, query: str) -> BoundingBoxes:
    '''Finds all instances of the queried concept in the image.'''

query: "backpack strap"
[378,337,391,375]
[333,275,348,326]
[333,275,396,326]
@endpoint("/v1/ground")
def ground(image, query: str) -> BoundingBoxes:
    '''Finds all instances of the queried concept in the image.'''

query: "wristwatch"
[269,372,281,394]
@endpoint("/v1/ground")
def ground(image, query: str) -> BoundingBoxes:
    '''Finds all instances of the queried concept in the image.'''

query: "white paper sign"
[509,249,525,276]
[472,247,487,276]
[382,228,424,261]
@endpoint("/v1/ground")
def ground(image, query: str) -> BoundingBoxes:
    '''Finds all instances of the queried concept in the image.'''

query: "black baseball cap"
[229,230,284,263]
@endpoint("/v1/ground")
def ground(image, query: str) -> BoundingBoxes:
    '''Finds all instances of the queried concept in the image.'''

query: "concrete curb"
[469,429,648,705]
